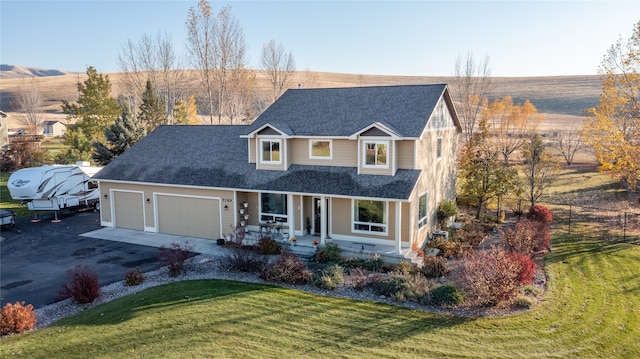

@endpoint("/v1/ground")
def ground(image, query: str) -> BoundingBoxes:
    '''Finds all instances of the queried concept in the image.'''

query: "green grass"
[1,234,638,358]
[0,171,31,217]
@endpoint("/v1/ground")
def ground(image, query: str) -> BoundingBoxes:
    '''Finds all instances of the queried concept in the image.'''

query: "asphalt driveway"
[0,210,162,309]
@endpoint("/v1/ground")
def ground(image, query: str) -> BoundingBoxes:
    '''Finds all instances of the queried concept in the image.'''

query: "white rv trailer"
[7,162,102,211]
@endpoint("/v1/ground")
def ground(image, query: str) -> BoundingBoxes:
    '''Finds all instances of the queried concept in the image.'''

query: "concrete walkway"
[81,228,228,256]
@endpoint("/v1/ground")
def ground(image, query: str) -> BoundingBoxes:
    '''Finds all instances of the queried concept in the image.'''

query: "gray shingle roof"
[93,125,421,200]
[247,84,449,137]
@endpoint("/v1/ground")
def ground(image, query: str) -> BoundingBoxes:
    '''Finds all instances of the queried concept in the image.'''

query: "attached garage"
[113,191,144,230]
[156,194,221,240]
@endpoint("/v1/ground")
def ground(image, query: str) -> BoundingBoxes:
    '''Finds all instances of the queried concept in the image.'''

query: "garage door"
[114,191,144,230]
[157,195,220,240]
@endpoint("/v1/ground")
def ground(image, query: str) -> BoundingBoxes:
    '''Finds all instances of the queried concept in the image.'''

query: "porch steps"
[400,249,424,267]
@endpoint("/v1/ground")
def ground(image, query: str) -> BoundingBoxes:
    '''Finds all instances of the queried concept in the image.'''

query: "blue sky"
[1,1,639,77]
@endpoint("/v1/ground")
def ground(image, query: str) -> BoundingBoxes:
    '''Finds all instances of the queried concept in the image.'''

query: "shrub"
[523,285,542,297]
[396,260,418,275]
[373,273,431,304]
[158,242,192,277]
[220,247,268,272]
[349,267,381,290]
[427,237,448,256]
[340,255,386,272]
[260,252,312,285]
[515,295,536,309]
[431,283,464,307]
[503,220,549,255]
[420,256,450,278]
[509,252,536,285]
[437,200,459,229]
[313,264,345,290]
[0,301,37,335]
[256,237,281,255]
[314,242,342,263]
[59,265,101,304]
[527,205,553,224]
[459,246,521,306]
[124,267,145,286]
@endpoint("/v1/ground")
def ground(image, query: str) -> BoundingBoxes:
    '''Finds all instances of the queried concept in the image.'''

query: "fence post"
[568,204,572,235]
[623,212,627,241]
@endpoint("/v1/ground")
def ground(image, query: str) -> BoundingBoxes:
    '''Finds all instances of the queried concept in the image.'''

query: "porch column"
[320,195,327,245]
[395,201,402,254]
[287,194,295,239]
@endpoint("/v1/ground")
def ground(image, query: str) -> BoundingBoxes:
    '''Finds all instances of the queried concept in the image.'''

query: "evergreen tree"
[92,104,146,166]
[61,66,120,144]
[55,124,93,164]
[173,95,199,125]
[138,79,168,131]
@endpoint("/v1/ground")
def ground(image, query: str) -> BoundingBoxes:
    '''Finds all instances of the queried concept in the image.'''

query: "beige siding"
[396,140,416,169]
[248,138,255,163]
[289,138,357,167]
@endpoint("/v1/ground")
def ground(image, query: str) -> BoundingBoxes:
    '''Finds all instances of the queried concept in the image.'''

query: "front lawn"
[1,232,638,358]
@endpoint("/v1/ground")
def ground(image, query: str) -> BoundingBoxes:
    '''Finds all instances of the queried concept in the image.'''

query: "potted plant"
[289,237,297,247]
[312,240,319,250]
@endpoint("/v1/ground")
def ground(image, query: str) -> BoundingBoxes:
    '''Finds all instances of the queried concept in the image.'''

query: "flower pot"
[240,209,245,214]
[243,202,248,208]
[216,238,225,245]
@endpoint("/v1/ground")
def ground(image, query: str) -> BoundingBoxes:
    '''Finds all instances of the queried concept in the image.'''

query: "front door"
[313,197,329,236]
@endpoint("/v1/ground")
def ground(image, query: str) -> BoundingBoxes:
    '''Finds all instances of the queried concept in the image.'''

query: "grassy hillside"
[0,69,602,129]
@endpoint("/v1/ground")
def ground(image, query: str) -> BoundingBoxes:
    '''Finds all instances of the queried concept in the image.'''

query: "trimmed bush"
[124,267,145,286]
[256,237,281,255]
[373,273,431,304]
[459,246,521,306]
[59,265,101,304]
[0,301,37,335]
[396,260,418,275]
[313,265,345,290]
[437,200,459,229]
[509,252,537,285]
[420,256,450,278]
[314,242,342,263]
[260,252,312,285]
[431,283,464,307]
[340,255,386,272]
[220,247,268,272]
[158,242,193,277]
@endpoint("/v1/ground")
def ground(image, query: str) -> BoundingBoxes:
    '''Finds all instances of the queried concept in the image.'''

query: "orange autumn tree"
[583,21,640,190]
[482,96,543,164]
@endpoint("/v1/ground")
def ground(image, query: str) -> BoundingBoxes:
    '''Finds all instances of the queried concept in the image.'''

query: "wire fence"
[458,196,640,243]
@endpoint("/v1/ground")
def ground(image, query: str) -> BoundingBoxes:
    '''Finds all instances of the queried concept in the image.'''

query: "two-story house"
[93,84,461,260]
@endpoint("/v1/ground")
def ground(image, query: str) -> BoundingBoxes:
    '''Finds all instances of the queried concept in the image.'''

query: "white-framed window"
[260,193,288,223]
[418,192,428,228]
[309,139,332,159]
[436,137,443,159]
[260,139,282,164]
[352,199,387,234]
[363,140,388,168]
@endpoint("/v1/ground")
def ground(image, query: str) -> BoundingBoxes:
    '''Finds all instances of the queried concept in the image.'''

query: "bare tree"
[555,124,583,165]
[452,52,493,144]
[261,39,296,103]
[226,65,256,124]
[117,31,190,124]
[521,133,559,207]
[13,79,45,134]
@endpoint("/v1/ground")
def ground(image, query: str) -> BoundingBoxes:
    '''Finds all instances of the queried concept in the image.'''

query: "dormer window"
[260,139,281,164]
[310,139,332,159]
[363,140,388,168]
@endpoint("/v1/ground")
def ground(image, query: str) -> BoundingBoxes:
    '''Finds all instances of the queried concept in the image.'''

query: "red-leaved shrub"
[158,242,193,277]
[59,265,101,304]
[0,301,37,335]
[527,205,553,224]
[508,252,537,285]
[459,246,521,306]
[502,219,550,255]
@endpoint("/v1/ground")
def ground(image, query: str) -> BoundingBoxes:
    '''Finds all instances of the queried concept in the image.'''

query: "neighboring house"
[93,84,461,260]
[42,120,66,137]
[0,110,8,150]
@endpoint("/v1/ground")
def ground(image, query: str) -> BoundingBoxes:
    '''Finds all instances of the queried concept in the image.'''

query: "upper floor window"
[436,137,443,159]
[310,140,332,159]
[363,141,388,168]
[260,139,281,164]
[353,199,387,234]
